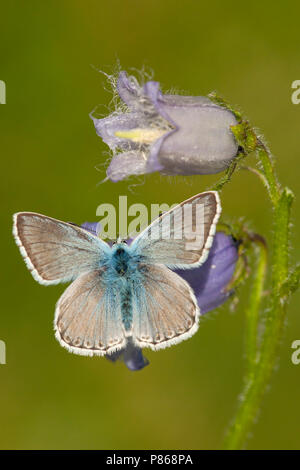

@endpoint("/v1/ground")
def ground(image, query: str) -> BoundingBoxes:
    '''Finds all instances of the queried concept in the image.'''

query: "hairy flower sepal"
[81,224,240,371]
[91,71,239,182]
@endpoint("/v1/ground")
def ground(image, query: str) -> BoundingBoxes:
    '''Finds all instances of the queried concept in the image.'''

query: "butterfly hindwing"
[13,212,110,285]
[55,269,126,356]
[130,264,200,350]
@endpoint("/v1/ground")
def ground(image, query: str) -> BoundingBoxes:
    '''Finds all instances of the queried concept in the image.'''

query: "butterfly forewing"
[55,269,126,356]
[131,191,221,269]
[13,212,110,285]
[131,264,200,350]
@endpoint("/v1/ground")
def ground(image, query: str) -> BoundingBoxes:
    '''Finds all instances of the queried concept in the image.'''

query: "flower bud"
[91,71,238,182]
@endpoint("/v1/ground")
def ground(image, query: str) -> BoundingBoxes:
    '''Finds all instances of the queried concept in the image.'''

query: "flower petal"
[81,222,101,237]
[122,341,149,371]
[141,81,177,172]
[141,80,238,175]
[175,232,239,313]
[147,133,172,172]
[91,112,142,151]
[107,340,149,371]
[158,102,238,175]
[116,71,140,110]
[107,151,148,182]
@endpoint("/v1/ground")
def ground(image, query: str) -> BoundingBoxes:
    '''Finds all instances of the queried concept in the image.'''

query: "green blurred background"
[1,0,299,450]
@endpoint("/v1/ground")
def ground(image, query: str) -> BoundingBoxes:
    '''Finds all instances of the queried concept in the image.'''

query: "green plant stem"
[244,236,267,372]
[281,264,300,296]
[223,147,294,449]
[209,93,298,448]
[256,145,279,205]
[211,152,245,192]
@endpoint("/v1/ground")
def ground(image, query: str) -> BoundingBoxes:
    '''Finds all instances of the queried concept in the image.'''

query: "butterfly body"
[13,191,221,357]
[101,244,146,332]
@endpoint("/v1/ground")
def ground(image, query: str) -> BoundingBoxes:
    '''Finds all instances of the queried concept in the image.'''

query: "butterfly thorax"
[111,245,131,276]
[110,243,137,278]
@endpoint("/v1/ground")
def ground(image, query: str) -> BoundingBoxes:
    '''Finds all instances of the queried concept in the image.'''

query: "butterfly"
[13,191,221,357]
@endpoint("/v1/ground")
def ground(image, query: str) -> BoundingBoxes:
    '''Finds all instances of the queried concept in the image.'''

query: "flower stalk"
[244,233,268,374]
[219,117,297,448]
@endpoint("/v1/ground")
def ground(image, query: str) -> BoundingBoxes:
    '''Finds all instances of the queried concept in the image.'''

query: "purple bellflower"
[91,71,238,182]
[174,231,239,314]
[81,223,239,371]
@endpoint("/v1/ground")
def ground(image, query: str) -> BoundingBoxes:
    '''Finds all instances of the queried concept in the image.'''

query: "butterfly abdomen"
[120,285,132,331]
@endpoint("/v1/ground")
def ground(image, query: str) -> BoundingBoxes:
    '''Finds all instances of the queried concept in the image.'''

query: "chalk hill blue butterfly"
[13,191,221,356]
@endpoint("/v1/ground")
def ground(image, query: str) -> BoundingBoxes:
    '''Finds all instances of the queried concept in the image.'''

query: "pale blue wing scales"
[55,269,126,356]
[130,191,221,269]
[13,212,110,285]
[131,264,200,350]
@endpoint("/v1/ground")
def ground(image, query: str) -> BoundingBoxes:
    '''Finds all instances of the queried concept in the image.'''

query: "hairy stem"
[211,152,245,192]
[223,146,294,449]
[244,235,267,372]
[256,145,279,205]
